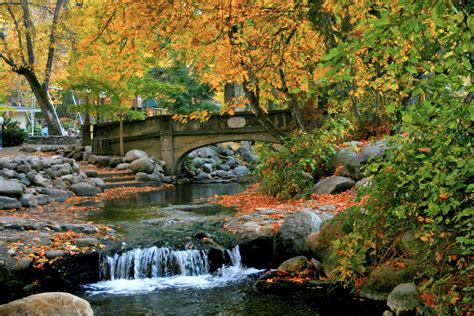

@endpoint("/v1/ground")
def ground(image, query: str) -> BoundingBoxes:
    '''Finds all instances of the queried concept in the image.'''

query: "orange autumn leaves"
[214,182,366,215]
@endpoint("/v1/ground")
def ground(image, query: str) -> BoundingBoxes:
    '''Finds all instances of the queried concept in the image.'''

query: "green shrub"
[2,118,28,147]
[331,95,473,314]
[255,118,350,199]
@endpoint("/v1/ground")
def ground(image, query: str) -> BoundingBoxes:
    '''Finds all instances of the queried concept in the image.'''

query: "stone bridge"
[84,110,294,174]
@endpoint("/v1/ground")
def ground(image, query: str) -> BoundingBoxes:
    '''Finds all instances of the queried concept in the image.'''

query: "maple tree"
[0,0,80,135]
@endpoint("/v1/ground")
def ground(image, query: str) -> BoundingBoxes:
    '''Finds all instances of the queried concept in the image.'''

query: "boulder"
[312,176,355,195]
[30,174,52,188]
[196,172,212,181]
[19,193,39,207]
[217,164,230,171]
[84,170,99,178]
[233,165,250,176]
[71,183,101,197]
[41,188,71,202]
[89,178,105,192]
[72,152,84,161]
[115,163,130,170]
[0,178,24,197]
[109,157,123,168]
[130,157,154,174]
[0,196,22,209]
[87,154,99,164]
[45,249,66,259]
[238,147,258,162]
[360,259,417,300]
[195,147,218,158]
[0,168,18,179]
[387,283,421,314]
[0,292,94,316]
[201,163,213,173]
[278,256,309,273]
[191,157,204,168]
[97,156,112,167]
[124,149,149,163]
[16,164,32,174]
[277,210,322,257]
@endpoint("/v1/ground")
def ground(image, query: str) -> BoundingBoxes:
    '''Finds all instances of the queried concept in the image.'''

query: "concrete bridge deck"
[84,110,293,174]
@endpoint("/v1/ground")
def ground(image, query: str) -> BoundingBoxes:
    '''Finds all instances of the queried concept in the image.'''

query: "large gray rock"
[277,210,323,256]
[387,283,420,314]
[110,157,123,168]
[196,172,212,181]
[0,178,24,197]
[124,149,149,162]
[42,188,71,202]
[0,292,94,316]
[234,165,250,176]
[89,178,105,192]
[130,157,154,174]
[191,157,204,168]
[71,183,101,196]
[238,147,258,162]
[201,163,213,173]
[84,170,99,178]
[217,164,231,171]
[19,193,39,207]
[195,147,218,158]
[312,176,355,194]
[115,163,130,170]
[278,256,310,273]
[30,174,52,188]
[0,196,22,209]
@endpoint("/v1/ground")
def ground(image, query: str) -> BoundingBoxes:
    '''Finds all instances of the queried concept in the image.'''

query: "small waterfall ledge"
[100,246,242,280]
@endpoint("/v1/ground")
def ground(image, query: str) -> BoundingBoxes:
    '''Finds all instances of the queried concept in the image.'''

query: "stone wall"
[27,136,81,145]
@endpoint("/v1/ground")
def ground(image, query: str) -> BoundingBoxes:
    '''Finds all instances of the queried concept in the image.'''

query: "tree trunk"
[242,84,287,141]
[119,118,124,156]
[17,67,62,135]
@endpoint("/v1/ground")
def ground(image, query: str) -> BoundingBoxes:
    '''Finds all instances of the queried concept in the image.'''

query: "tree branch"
[44,0,64,91]
[0,52,17,68]
[20,0,35,66]
[7,6,26,64]
[85,9,116,49]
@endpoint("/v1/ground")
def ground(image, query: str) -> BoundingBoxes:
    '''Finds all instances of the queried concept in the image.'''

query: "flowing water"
[80,183,385,315]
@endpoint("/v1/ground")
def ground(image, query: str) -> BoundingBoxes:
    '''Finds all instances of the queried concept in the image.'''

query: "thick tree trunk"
[17,67,62,135]
[242,84,287,141]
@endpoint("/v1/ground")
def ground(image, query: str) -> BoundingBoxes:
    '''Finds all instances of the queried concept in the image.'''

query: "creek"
[77,183,385,315]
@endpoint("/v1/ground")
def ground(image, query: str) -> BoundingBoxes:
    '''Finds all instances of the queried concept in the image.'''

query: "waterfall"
[101,246,211,280]
[226,245,242,267]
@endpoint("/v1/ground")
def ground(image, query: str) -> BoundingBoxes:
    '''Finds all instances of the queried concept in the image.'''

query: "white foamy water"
[84,245,262,295]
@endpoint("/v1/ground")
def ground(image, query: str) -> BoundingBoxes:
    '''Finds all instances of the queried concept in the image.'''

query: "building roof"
[0,104,41,113]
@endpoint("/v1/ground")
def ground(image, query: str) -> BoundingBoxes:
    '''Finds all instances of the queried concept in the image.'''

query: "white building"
[0,104,41,135]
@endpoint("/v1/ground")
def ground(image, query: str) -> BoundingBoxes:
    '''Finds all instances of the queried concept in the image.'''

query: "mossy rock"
[359,258,418,301]
[394,231,429,259]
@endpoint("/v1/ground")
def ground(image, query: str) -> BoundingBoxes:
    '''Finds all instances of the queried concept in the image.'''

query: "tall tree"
[0,0,72,135]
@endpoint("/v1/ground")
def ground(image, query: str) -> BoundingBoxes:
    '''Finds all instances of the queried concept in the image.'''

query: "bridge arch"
[172,133,279,175]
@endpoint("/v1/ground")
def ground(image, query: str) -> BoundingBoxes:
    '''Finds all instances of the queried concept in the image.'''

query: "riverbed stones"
[0,178,24,197]
[278,256,310,273]
[312,176,355,195]
[71,183,101,197]
[387,283,420,314]
[130,157,154,174]
[124,149,149,162]
[0,292,94,316]
[109,157,123,168]
[0,196,22,209]
[277,210,323,257]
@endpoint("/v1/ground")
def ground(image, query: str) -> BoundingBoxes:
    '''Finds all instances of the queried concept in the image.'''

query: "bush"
[2,118,28,147]
[255,118,350,199]
[331,95,473,314]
